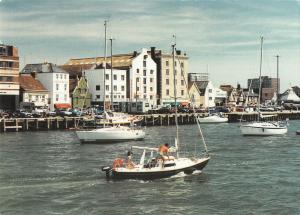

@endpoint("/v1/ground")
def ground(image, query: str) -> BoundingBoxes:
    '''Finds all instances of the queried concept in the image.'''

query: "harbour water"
[0,121,299,214]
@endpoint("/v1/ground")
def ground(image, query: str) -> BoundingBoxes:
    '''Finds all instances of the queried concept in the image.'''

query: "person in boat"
[157,143,170,166]
[126,150,135,169]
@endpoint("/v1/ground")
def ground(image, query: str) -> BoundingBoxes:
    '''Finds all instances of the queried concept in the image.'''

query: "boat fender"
[113,158,123,169]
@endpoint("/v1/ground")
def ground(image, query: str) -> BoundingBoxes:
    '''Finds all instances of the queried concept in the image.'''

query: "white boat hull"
[240,122,287,136]
[199,115,228,123]
[76,126,145,143]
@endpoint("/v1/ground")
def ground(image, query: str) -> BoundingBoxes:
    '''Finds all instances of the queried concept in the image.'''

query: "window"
[143,78,147,84]
[136,69,140,73]
[106,85,109,91]
[143,95,147,99]
[143,61,146,67]
[106,95,109,98]
[150,78,153,83]
[114,95,117,98]
[175,61,177,67]
[166,79,169,85]
[174,70,177,75]
[64,94,67,101]
[114,74,117,80]
[114,85,117,91]
[96,95,100,99]
[150,87,153,91]
[166,60,169,66]
[60,74,63,79]
[181,62,184,68]
[209,97,212,100]
[121,75,125,80]
[121,86,125,91]
[143,70,146,76]
[181,90,184,96]
[136,77,139,82]
[181,80,184,86]
[166,89,169,95]
[56,94,59,101]
[121,95,125,98]
[96,85,100,91]
[137,87,140,91]
[56,84,59,90]
[64,74,66,79]
[56,74,59,79]
[144,87,147,93]
[29,95,32,101]
[106,74,109,80]
[209,89,212,93]
[150,95,153,100]
[166,69,169,75]
[64,84,67,91]
[150,70,154,74]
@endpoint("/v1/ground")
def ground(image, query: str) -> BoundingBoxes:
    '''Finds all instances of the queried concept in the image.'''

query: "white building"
[19,74,49,108]
[21,63,70,110]
[129,48,157,112]
[194,81,216,108]
[84,66,127,110]
[65,48,157,113]
[215,88,227,106]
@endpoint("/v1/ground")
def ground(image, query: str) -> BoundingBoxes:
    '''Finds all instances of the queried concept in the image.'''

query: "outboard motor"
[102,166,112,178]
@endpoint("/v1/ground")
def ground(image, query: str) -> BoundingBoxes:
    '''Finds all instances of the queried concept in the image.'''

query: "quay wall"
[0,111,300,132]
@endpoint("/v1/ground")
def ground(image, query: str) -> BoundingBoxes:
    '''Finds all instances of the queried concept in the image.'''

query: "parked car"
[46,111,57,117]
[57,109,72,117]
[13,110,33,118]
[70,109,82,116]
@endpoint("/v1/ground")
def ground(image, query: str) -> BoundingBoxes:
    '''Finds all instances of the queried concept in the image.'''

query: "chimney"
[30,72,36,79]
[133,51,138,57]
[150,47,156,59]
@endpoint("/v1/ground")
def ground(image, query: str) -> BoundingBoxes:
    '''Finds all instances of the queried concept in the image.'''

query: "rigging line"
[175,48,209,155]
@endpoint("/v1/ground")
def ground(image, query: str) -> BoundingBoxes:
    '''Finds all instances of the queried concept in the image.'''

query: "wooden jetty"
[0,111,299,132]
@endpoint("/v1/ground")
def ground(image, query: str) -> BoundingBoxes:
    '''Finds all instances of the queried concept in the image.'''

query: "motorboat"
[198,114,228,123]
[102,43,210,180]
[76,125,145,143]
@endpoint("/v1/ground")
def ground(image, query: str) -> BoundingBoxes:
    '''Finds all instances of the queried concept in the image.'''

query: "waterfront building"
[65,48,157,113]
[150,47,189,106]
[70,76,92,109]
[188,82,201,107]
[194,81,215,108]
[84,65,127,111]
[0,43,20,111]
[248,76,279,102]
[19,74,49,109]
[21,63,70,110]
[215,88,227,106]
[188,73,209,82]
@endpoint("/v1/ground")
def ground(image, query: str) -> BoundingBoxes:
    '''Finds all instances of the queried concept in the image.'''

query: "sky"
[0,0,299,92]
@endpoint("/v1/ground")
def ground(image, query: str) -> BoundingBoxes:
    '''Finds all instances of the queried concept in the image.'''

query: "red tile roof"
[19,75,48,92]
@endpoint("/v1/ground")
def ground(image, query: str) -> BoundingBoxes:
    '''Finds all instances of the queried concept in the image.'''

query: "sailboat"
[240,36,287,136]
[102,43,210,180]
[75,21,145,143]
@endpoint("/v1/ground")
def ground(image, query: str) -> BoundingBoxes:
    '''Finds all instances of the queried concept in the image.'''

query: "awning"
[181,102,189,106]
[54,103,71,109]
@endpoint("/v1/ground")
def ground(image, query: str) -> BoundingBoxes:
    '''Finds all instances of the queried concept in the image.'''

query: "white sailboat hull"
[199,115,228,123]
[240,122,287,136]
[76,126,145,143]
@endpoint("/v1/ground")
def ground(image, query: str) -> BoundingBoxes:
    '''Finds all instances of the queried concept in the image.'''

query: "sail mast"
[172,41,179,158]
[109,38,114,110]
[103,20,108,113]
[258,36,263,121]
[275,55,279,106]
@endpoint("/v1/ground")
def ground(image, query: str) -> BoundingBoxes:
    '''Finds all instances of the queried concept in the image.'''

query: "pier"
[0,111,300,132]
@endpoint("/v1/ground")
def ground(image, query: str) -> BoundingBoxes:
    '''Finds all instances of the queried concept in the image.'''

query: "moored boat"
[199,114,228,123]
